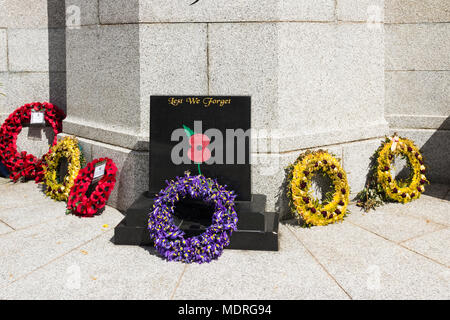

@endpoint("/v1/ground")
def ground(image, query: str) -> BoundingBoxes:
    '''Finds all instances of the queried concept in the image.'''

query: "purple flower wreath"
[148,172,238,264]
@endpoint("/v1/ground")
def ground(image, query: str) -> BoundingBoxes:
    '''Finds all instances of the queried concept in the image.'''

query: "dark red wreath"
[0,102,65,182]
[67,158,118,217]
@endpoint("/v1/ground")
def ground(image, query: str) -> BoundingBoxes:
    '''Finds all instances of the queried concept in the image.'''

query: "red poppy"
[188,134,211,163]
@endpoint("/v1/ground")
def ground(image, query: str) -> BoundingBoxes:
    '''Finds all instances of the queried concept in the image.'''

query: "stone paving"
[0,178,448,300]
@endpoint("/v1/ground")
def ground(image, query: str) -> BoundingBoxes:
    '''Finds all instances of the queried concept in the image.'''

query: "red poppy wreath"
[67,158,118,217]
[0,102,65,182]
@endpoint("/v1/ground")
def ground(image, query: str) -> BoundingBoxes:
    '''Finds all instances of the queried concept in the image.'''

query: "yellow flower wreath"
[43,136,82,201]
[288,150,350,226]
[376,136,428,203]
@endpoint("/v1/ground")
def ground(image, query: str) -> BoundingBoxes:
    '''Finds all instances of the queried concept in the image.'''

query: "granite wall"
[1,1,448,215]
[0,0,65,159]
[60,0,389,213]
[385,0,450,184]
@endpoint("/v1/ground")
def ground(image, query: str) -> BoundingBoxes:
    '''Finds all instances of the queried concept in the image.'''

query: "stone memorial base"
[114,193,279,251]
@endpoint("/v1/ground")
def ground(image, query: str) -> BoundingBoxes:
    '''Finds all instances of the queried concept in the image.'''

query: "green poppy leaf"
[183,125,194,137]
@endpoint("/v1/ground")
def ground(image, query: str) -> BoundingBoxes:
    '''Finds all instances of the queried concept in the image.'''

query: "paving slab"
[0,201,66,230]
[0,232,185,300]
[346,204,446,243]
[0,207,123,288]
[381,195,450,227]
[402,228,450,267]
[0,221,14,235]
[0,179,38,191]
[0,177,448,299]
[172,225,349,300]
[0,181,50,210]
[287,222,449,299]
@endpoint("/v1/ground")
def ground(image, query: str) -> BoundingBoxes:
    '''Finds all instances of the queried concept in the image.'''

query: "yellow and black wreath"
[376,135,428,203]
[43,136,84,201]
[287,150,350,226]
[357,134,429,211]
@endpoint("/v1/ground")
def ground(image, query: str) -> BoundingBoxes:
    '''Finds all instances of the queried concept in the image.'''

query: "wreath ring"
[376,136,428,203]
[0,102,65,182]
[148,173,238,264]
[288,150,350,226]
[67,158,117,217]
[43,136,82,201]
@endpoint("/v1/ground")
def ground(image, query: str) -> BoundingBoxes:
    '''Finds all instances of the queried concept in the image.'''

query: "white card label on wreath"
[390,136,399,152]
[93,162,106,180]
[30,111,45,125]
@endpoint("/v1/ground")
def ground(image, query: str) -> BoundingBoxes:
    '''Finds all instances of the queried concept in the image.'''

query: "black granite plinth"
[114,192,279,251]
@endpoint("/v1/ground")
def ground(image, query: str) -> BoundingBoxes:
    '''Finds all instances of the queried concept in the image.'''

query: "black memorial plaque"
[150,96,251,201]
[114,95,279,251]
